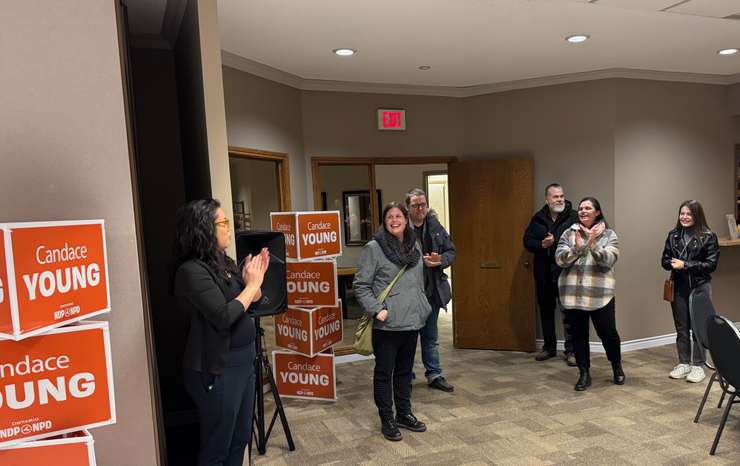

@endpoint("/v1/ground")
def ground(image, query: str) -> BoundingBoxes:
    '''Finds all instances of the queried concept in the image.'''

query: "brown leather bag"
[663,274,675,303]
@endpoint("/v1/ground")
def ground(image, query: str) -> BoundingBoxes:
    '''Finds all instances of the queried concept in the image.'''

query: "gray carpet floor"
[253,313,740,465]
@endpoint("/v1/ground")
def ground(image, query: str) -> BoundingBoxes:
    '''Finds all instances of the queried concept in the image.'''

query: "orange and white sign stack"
[270,211,342,402]
[0,221,116,465]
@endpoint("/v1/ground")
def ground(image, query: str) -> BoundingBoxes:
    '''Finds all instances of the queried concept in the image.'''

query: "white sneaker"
[670,364,691,379]
[687,366,706,383]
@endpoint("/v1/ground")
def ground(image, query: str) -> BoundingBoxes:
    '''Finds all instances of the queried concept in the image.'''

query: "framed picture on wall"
[234,213,245,232]
[233,201,245,215]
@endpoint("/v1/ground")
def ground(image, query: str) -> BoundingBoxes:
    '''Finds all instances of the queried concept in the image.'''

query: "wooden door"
[450,159,535,351]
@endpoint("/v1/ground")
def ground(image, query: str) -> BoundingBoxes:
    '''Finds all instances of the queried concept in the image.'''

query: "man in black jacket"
[406,188,456,392]
[523,183,579,364]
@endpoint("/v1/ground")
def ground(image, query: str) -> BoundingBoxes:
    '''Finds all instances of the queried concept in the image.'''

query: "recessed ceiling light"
[718,48,738,56]
[566,34,589,44]
[333,48,356,57]
[418,65,431,70]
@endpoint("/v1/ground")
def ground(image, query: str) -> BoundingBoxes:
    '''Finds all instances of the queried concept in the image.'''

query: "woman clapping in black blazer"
[173,199,269,466]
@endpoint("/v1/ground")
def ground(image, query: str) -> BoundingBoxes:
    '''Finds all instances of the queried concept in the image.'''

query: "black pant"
[184,345,256,466]
[536,280,576,353]
[564,299,620,369]
[372,329,418,420]
[671,283,708,365]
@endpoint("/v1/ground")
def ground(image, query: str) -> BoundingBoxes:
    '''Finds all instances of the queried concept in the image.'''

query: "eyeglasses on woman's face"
[215,218,230,229]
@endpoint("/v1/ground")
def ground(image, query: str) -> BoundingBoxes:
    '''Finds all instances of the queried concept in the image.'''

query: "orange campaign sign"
[286,260,337,307]
[274,308,311,356]
[272,351,336,401]
[0,321,116,447]
[0,221,110,340]
[270,211,341,261]
[311,303,343,355]
[0,430,96,466]
[270,212,298,259]
[274,302,343,357]
[296,211,341,260]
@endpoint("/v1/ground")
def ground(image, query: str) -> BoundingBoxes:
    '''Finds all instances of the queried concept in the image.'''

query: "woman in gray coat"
[353,202,431,441]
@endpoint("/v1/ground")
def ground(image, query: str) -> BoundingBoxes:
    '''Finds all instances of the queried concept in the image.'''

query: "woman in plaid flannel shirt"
[555,197,623,391]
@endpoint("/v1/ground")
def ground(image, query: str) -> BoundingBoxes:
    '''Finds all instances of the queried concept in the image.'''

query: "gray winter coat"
[353,240,431,331]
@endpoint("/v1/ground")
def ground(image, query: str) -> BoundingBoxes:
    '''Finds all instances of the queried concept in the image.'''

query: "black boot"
[612,362,625,385]
[575,366,591,391]
[380,417,402,441]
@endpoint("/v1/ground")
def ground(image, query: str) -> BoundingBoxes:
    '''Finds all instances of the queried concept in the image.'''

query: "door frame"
[311,156,457,356]
[229,146,292,211]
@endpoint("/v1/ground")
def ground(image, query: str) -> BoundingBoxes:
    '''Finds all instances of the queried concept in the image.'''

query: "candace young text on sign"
[274,301,343,357]
[295,212,341,260]
[272,351,336,401]
[286,260,337,307]
[0,221,110,340]
[0,321,116,447]
[269,213,298,259]
[270,211,342,261]
[0,430,96,466]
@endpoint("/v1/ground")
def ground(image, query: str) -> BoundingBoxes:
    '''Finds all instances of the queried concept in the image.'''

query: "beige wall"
[464,79,617,223]
[0,1,158,465]
[301,91,465,207]
[229,157,279,230]
[374,163,448,210]
[198,0,235,256]
[615,80,738,339]
[222,66,308,210]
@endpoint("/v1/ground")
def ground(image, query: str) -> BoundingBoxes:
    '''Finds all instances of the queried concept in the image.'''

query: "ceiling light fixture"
[718,48,738,56]
[565,34,589,44]
[333,48,356,57]
[418,65,431,70]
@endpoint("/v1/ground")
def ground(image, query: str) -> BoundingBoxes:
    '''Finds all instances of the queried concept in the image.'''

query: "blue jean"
[420,304,442,382]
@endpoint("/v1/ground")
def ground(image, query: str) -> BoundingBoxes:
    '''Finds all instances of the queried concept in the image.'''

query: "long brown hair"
[381,202,417,256]
[675,200,711,235]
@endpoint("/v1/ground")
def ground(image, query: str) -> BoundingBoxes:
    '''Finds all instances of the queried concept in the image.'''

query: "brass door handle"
[524,261,530,268]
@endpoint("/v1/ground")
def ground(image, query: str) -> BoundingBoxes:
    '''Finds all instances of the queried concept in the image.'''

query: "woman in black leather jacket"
[173,199,269,466]
[661,200,719,384]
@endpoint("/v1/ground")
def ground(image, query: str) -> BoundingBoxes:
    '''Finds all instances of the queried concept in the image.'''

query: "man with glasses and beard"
[523,183,579,365]
[405,188,456,393]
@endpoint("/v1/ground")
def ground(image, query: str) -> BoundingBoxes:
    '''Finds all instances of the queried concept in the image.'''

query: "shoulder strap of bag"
[377,265,407,305]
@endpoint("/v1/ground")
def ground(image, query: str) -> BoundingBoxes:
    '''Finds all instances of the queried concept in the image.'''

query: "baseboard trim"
[536,332,677,354]
[336,353,374,364]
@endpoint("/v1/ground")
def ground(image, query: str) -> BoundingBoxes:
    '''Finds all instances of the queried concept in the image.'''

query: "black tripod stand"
[252,316,295,455]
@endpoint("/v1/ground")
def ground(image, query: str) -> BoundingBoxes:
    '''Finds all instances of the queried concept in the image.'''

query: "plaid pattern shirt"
[555,225,619,311]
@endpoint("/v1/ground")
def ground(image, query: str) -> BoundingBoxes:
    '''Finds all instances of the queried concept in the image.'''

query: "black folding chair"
[705,315,740,455]
[690,287,719,423]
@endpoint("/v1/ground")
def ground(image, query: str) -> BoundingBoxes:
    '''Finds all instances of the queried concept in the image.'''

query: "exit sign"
[377,109,406,131]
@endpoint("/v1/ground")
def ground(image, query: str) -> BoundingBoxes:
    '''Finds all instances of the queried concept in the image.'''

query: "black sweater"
[175,260,256,374]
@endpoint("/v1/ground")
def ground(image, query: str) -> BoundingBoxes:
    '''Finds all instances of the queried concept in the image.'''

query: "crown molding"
[221,51,303,88]
[221,51,740,98]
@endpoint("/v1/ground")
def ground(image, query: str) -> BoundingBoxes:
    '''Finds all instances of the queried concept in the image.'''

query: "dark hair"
[675,200,711,234]
[173,199,238,279]
[381,202,416,256]
[545,183,562,196]
[578,197,608,228]
[404,188,427,207]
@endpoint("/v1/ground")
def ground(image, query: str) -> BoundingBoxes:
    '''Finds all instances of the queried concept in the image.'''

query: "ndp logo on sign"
[0,221,110,340]
[0,322,115,447]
